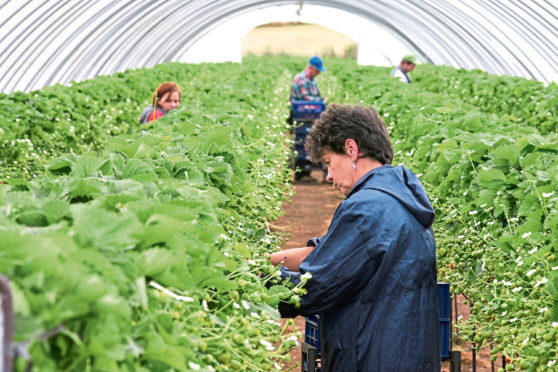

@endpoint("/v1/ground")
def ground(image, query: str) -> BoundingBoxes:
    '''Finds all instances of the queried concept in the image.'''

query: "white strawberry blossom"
[188,362,201,370]
[528,247,537,254]
[301,272,313,280]
[542,191,555,198]
[535,277,548,288]
[512,287,522,293]
[539,307,549,313]
[522,232,532,239]
[526,269,537,277]
[259,339,274,351]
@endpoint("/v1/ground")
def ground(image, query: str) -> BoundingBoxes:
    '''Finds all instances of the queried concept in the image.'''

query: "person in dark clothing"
[270,104,440,371]
[139,82,181,124]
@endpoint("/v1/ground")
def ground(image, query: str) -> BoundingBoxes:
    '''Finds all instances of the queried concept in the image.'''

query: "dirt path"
[272,171,494,371]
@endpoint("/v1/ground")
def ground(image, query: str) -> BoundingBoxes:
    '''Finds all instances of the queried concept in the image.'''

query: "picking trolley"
[290,100,326,181]
[301,282,461,372]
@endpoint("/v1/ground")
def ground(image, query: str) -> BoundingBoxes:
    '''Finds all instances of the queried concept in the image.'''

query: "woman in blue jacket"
[272,104,440,371]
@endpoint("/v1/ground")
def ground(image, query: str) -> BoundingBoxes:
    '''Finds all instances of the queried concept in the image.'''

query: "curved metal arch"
[0,0,557,93]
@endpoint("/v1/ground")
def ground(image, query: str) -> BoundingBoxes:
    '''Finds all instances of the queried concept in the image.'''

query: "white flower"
[552,322,558,328]
[233,302,240,309]
[539,307,549,313]
[528,247,537,254]
[259,339,274,351]
[202,300,209,311]
[301,272,313,280]
[522,337,529,345]
[522,232,532,239]
[526,269,537,277]
[510,217,519,222]
[242,300,250,310]
[535,277,548,288]
[469,210,478,215]
[553,266,558,271]
[287,335,299,342]
[503,280,512,286]
[542,191,555,198]
[457,235,464,239]
[512,287,522,293]
[548,360,556,367]
[219,233,230,240]
[457,315,463,322]
[501,311,507,316]
[251,312,261,318]
[509,317,518,323]
[188,362,201,370]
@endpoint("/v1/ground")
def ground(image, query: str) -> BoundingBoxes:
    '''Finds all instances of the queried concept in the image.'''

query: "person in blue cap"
[269,103,440,371]
[289,56,326,105]
[391,53,417,83]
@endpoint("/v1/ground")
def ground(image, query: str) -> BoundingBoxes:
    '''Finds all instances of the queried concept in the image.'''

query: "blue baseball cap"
[309,56,325,72]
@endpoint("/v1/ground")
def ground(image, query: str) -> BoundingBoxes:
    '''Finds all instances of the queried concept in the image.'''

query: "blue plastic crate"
[292,100,326,121]
[437,283,450,319]
[304,314,321,354]
[438,282,451,359]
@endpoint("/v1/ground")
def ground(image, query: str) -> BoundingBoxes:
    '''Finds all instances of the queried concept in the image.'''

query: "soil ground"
[271,170,495,372]
[242,23,357,58]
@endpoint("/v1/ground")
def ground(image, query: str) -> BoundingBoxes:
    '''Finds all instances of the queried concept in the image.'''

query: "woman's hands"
[266,246,316,272]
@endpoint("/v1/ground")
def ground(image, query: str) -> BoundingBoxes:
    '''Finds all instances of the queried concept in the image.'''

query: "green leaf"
[73,156,104,177]
[122,159,153,179]
[46,155,74,175]
[477,168,507,186]
[136,248,175,276]
[144,332,187,370]
[71,205,140,251]
[491,144,521,166]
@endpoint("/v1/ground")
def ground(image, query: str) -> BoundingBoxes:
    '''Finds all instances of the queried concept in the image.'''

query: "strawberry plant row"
[1,57,306,371]
[414,64,558,135]
[322,60,557,370]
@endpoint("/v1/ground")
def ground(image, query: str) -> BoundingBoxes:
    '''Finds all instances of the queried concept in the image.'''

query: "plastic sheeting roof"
[0,0,557,93]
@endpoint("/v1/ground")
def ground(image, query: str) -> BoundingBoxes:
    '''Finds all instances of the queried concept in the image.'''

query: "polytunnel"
[0,0,557,93]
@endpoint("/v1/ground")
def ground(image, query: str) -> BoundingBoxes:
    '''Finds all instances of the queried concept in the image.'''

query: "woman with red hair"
[139,82,181,124]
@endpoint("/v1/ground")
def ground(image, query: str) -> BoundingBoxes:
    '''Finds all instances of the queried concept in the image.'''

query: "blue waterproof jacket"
[280,165,440,371]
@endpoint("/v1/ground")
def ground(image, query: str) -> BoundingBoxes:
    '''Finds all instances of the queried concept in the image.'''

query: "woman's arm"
[268,246,315,272]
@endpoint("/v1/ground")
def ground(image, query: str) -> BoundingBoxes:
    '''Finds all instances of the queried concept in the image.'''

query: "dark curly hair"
[305,104,394,164]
